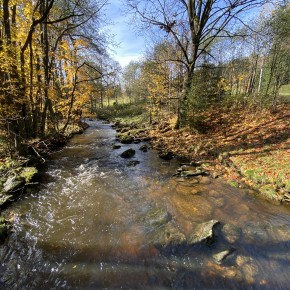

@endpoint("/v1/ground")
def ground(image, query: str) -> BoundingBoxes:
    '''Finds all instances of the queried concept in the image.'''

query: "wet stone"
[199,176,211,185]
[112,144,121,149]
[181,170,207,178]
[188,220,220,245]
[120,148,136,158]
[213,248,235,264]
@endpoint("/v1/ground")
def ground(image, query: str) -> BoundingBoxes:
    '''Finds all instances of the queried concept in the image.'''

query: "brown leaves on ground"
[149,104,290,201]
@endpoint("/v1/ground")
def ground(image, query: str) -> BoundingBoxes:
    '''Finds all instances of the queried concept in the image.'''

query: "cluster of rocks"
[0,158,41,241]
[175,163,209,178]
[0,162,40,208]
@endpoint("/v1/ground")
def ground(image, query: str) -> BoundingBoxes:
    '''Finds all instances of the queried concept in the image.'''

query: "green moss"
[19,167,39,183]
[228,180,239,188]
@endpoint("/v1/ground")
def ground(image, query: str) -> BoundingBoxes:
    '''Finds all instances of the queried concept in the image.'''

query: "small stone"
[133,139,141,144]
[213,249,235,264]
[112,144,121,150]
[120,149,136,158]
[127,160,140,167]
[119,134,134,144]
[199,176,211,184]
[143,207,172,227]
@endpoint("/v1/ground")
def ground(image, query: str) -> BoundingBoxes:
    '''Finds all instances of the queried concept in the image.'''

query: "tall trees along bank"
[0,0,116,153]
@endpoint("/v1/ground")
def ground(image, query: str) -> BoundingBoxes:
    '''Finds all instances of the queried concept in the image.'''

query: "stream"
[0,120,290,289]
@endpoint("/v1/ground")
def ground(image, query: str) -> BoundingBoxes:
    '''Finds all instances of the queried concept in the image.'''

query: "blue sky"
[105,0,146,67]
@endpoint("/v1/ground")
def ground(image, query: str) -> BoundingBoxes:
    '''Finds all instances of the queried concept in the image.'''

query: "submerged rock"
[120,149,136,158]
[127,160,140,167]
[143,207,172,227]
[189,220,220,245]
[150,221,186,247]
[222,224,242,244]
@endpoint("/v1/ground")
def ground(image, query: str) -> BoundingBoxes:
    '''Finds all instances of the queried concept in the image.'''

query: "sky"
[105,0,146,68]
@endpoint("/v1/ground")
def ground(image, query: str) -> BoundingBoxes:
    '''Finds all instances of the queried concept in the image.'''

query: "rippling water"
[1,120,290,289]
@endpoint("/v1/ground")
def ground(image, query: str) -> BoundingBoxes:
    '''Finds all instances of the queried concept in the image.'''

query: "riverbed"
[1,120,290,289]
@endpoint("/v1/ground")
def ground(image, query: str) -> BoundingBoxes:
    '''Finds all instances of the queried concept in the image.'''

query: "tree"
[0,0,111,154]
[126,0,268,127]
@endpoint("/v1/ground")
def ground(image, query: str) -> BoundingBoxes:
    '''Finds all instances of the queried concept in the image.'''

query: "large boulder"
[188,220,220,245]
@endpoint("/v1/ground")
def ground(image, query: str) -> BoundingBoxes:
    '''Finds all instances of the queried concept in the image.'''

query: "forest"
[0,0,289,199]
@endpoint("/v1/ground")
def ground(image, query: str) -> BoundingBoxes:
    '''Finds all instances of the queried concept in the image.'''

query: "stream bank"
[0,121,89,241]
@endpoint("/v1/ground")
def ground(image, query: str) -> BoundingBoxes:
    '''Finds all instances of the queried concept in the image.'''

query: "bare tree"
[126,0,267,127]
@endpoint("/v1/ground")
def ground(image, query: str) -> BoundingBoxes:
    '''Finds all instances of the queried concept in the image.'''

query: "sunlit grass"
[280,84,290,102]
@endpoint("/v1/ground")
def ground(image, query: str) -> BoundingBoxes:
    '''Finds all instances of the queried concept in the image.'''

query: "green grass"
[280,84,290,102]
[95,101,148,124]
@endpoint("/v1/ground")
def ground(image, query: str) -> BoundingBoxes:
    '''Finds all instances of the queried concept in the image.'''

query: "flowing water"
[1,120,290,289]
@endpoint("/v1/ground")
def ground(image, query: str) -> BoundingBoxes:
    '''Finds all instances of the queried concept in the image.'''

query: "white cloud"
[105,0,146,67]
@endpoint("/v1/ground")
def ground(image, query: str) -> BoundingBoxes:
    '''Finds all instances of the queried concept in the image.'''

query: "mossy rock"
[0,217,10,242]
[117,133,134,144]
[20,167,39,183]
[0,194,13,207]
[3,176,25,193]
